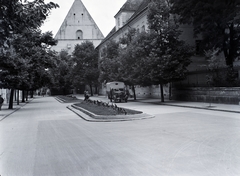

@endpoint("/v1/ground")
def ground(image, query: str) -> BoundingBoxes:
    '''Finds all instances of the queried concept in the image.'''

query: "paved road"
[0,96,240,176]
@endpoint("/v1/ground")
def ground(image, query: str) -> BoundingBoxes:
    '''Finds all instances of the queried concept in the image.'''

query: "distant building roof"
[114,0,144,17]
[98,0,150,48]
[128,0,150,20]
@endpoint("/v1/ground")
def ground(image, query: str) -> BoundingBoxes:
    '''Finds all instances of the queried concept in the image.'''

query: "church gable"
[55,0,104,40]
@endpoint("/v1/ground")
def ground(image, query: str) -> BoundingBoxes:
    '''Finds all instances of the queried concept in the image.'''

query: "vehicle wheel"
[125,99,128,102]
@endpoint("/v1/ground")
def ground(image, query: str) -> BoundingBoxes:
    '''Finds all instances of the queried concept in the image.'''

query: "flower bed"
[57,95,142,116]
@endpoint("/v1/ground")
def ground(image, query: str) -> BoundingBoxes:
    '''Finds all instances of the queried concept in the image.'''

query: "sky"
[40,0,126,37]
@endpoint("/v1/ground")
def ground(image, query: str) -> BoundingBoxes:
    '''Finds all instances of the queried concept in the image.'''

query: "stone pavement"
[0,95,239,121]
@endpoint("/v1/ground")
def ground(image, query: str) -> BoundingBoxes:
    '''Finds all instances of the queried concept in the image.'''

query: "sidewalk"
[160,100,240,113]
[76,94,240,114]
[0,99,32,121]
[129,97,240,113]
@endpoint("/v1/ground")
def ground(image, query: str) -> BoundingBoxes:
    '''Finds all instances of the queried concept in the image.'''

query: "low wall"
[99,84,170,99]
[172,87,240,105]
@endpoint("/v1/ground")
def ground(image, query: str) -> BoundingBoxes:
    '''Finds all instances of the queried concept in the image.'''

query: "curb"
[0,107,21,122]
[55,97,81,104]
[55,97,65,103]
[67,105,154,122]
[0,98,34,122]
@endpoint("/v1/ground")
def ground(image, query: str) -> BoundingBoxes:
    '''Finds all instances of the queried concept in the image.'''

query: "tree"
[147,0,193,102]
[49,50,74,95]
[204,48,226,86]
[204,48,239,86]
[170,0,240,67]
[0,0,59,46]
[0,0,59,109]
[72,41,99,95]
[118,31,153,100]
[99,40,120,83]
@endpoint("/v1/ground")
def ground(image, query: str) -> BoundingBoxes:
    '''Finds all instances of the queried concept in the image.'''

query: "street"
[0,96,240,176]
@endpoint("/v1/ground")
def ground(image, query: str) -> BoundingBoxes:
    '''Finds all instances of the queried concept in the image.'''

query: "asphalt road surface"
[0,96,239,176]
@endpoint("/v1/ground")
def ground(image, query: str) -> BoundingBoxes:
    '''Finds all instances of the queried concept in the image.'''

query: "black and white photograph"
[1,0,240,175]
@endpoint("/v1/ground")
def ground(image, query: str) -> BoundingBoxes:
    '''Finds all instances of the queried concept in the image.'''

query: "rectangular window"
[118,17,120,27]
[195,40,203,55]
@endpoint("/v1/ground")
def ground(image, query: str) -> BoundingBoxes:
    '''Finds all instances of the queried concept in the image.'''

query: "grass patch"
[57,95,142,116]
[74,101,142,116]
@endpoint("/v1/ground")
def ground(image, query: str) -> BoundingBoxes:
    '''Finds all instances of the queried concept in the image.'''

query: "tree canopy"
[0,0,59,108]
[71,41,99,95]
[99,0,193,102]
[170,0,240,66]
[99,40,120,83]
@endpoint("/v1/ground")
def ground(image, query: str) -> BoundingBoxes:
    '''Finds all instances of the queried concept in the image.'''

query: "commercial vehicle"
[106,81,128,103]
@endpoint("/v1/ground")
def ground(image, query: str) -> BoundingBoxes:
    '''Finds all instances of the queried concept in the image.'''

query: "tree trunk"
[132,85,136,100]
[95,85,98,95]
[14,90,17,101]
[169,83,172,100]
[224,23,234,67]
[17,90,19,105]
[26,91,28,101]
[160,84,164,102]
[8,88,14,109]
[22,90,25,102]
[90,84,93,96]
[30,90,33,98]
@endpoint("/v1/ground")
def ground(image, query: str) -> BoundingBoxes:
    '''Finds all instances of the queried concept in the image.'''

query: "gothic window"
[76,30,83,39]
[142,25,145,32]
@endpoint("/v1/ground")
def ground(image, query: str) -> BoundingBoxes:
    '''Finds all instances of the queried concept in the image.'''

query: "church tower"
[51,0,104,53]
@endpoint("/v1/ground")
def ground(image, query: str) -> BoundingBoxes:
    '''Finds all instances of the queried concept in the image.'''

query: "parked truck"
[106,81,128,103]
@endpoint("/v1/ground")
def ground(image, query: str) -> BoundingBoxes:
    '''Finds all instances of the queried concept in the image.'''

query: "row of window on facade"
[135,25,146,33]
[99,39,203,58]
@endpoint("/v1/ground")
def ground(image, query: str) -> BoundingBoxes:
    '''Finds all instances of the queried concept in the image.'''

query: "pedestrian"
[84,90,89,101]
[0,95,4,111]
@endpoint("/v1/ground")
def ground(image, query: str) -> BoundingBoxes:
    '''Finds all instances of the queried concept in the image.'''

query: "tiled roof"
[105,27,116,40]
[114,0,144,17]
[127,0,150,20]
[97,0,150,47]
[121,0,144,11]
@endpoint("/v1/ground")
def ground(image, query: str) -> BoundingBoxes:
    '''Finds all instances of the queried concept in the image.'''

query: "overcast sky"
[40,0,126,37]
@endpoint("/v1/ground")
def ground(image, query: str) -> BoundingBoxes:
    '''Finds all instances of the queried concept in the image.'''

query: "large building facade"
[97,0,176,98]
[51,0,104,53]
[97,0,240,103]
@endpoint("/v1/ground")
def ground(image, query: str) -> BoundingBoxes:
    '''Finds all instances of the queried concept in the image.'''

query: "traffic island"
[67,99,154,122]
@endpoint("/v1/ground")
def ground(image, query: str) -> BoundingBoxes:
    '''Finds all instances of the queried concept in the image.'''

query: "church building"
[51,0,104,53]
